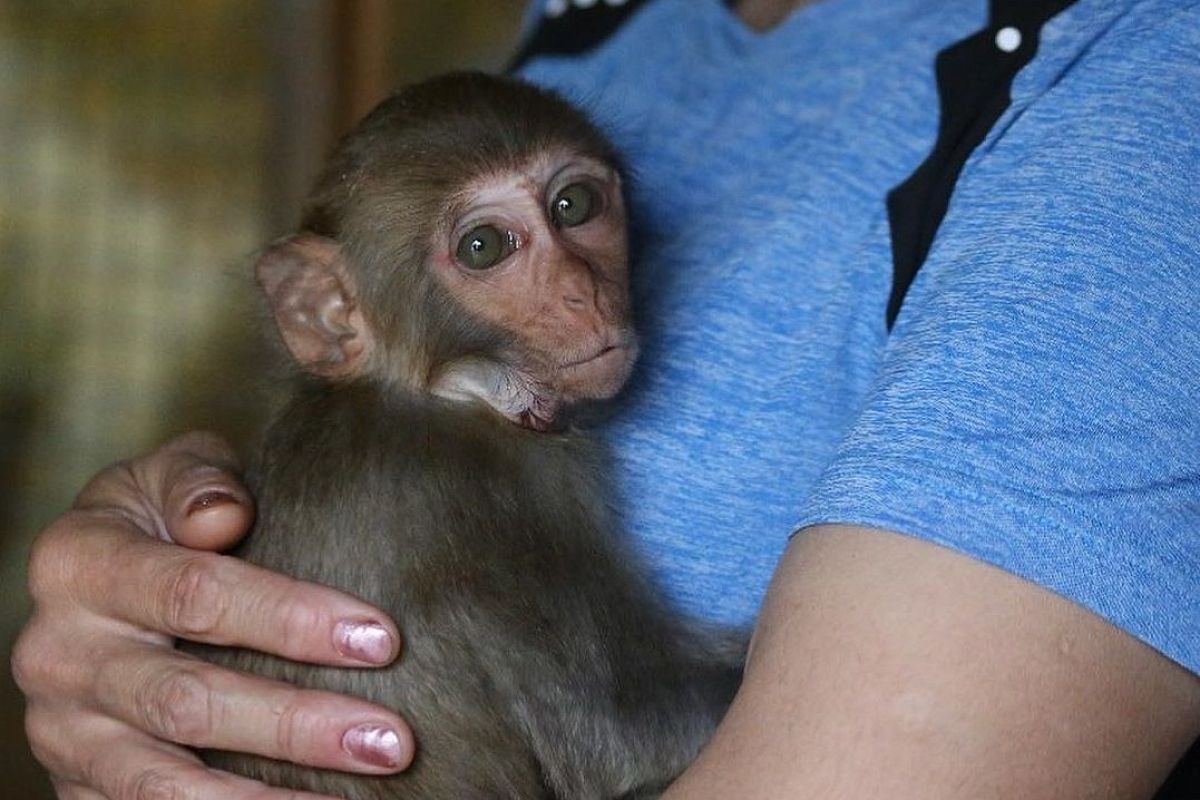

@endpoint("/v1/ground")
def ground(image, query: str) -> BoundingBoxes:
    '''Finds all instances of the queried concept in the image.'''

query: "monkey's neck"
[429,356,562,432]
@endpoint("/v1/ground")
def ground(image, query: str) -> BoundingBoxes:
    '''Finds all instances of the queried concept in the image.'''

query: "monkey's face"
[430,151,637,405]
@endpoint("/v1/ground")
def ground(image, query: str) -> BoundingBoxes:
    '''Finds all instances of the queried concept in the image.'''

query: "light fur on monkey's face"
[430,150,637,406]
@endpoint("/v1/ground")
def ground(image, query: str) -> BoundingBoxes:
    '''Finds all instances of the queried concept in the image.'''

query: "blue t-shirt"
[519,0,1200,673]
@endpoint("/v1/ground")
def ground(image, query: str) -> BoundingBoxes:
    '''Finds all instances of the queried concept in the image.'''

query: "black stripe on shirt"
[885,0,1079,329]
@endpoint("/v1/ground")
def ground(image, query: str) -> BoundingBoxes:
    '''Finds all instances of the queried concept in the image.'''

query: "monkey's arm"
[662,525,1200,800]
[12,433,412,800]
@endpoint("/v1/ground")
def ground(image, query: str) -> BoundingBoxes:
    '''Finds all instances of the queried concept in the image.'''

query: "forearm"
[666,525,1200,799]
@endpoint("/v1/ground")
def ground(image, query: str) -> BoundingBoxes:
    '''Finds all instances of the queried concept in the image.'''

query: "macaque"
[185,72,742,799]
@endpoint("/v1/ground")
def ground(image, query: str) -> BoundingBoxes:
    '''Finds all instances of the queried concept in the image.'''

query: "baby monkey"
[189,72,741,800]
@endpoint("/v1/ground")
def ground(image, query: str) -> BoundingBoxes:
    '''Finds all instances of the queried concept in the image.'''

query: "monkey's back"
[197,381,736,800]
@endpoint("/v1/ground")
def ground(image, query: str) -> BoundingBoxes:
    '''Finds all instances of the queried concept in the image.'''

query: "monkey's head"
[256,72,636,430]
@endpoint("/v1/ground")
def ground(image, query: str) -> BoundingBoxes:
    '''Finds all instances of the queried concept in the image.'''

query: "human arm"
[12,432,414,800]
[665,524,1200,799]
[668,2,1200,791]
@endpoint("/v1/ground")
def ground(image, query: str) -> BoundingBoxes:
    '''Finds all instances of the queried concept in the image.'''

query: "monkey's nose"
[558,272,597,312]
[554,251,600,312]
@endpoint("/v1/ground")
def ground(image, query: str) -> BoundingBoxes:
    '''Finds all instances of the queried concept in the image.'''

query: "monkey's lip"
[560,344,628,370]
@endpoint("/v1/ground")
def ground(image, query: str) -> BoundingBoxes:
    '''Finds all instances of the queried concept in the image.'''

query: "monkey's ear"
[255,236,374,380]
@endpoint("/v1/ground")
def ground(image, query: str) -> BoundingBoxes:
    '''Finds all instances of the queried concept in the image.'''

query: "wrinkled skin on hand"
[12,432,413,800]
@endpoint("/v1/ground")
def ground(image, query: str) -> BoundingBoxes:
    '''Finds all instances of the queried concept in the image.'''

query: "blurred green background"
[0,1,526,794]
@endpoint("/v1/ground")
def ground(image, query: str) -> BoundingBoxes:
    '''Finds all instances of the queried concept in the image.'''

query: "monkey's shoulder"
[254,382,615,544]
[264,381,601,475]
[244,381,639,623]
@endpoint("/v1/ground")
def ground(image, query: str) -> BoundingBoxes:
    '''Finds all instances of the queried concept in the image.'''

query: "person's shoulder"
[960,0,1200,230]
[1062,0,1200,90]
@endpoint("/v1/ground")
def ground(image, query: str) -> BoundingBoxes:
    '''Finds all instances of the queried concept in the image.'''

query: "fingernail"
[342,723,404,768]
[335,620,394,664]
[185,489,239,517]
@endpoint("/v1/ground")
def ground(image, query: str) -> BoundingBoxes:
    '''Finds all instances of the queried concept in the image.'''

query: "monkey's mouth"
[560,345,622,370]
[556,338,638,402]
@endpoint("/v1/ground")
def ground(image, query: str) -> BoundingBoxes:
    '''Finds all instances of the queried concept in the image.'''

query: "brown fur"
[184,72,741,800]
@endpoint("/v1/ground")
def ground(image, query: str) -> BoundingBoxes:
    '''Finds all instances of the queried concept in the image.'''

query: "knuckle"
[22,707,59,769]
[25,516,81,603]
[9,627,41,695]
[12,616,81,705]
[126,767,188,800]
[138,666,215,743]
[162,556,228,638]
[75,458,144,516]
[273,696,312,763]
[279,589,326,654]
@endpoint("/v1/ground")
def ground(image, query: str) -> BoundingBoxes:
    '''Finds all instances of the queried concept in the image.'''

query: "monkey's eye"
[550,182,599,228]
[455,225,517,270]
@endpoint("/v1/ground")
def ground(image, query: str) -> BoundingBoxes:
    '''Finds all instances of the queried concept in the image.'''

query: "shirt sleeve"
[796,3,1200,673]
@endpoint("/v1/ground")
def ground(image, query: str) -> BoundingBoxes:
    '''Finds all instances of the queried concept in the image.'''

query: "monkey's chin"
[557,342,638,403]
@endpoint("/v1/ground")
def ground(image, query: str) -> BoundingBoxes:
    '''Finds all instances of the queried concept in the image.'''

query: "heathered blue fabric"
[519,0,1200,673]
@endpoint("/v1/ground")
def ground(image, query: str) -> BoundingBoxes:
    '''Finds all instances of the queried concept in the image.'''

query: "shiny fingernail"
[185,489,239,517]
[335,620,394,664]
[342,723,404,768]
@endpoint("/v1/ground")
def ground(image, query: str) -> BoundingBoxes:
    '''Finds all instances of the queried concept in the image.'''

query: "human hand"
[12,432,414,800]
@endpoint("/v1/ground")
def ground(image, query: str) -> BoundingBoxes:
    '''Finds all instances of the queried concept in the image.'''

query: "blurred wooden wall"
[0,2,525,795]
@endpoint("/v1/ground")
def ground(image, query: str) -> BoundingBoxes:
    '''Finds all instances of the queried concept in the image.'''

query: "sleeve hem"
[793,453,1200,675]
